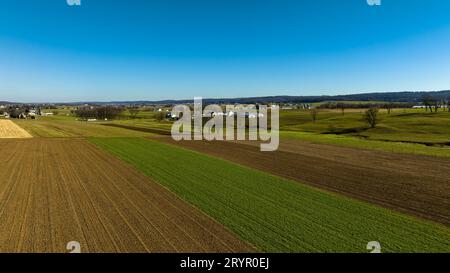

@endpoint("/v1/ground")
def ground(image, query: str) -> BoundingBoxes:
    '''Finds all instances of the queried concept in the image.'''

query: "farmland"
[0,120,32,138]
[280,109,450,145]
[156,137,450,226]
[14,116,154,138]
[0,138,252,253]
[1,106,449,253]
[90,137,450,252]
[75,107,450,158]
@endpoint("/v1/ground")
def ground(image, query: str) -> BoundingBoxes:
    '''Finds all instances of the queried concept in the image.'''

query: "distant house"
[3,113,10,119]
[166,112,179,120]
[412,105,426,109]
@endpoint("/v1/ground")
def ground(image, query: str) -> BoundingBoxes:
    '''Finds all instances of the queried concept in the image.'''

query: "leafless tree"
[384,103,394,115]
[364,107,379,128]
[310,108,319,122]
[447,96,450,112]
[128,107,140,119]
[155,112,166,122]
[422,96,438,112]
[337,102,345,116]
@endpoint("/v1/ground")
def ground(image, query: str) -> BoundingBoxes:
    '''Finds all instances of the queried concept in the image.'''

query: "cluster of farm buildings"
[0,105,53,119]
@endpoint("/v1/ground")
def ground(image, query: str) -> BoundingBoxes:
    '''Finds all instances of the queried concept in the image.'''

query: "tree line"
[421,95,450,112]
[72,106,124,120]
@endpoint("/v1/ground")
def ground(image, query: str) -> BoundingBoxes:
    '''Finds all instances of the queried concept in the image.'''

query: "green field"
[114,108,450,158]
[280,108,450,144]
[13,106,450,158]
[281,131,450,158]
[112,117,173,131]
[90,137,450,252]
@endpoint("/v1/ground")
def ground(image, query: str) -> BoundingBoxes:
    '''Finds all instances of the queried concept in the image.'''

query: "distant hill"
[101,90,450,105]
[3,90,450,105]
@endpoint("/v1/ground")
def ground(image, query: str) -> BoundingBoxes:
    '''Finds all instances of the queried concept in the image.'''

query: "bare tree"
[155,111,166,122]
[128,107,140,119]
[432,99,439,113]
[384,103,394,115]
[447,96,450,112]
[337,102,345,115]
[309,108,319,122]
[422,96,438,112]
[364,107,379,128]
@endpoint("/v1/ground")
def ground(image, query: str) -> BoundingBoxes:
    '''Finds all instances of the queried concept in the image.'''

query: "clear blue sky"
[1,0,450,102]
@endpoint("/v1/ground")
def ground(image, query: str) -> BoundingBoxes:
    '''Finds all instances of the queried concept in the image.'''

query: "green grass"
[278,108,450,157]
[96,108,450,158]
[281,131,450,158]
[280,108,450,144]
[90,137,450,253]
[112,118,173,131]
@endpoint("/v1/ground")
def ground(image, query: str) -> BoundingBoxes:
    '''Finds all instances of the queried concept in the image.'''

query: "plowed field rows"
[0,138,253,253]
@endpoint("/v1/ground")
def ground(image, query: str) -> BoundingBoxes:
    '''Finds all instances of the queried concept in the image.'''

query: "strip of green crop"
[90,137,450,253]
[281,131,450,158]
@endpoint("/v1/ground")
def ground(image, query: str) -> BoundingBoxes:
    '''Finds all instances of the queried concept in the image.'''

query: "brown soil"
[0,138,254,253]
[155,137,450,227]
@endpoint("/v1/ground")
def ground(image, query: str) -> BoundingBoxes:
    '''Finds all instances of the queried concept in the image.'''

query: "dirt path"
[155,137,450,227]
[0,120,32,138]
[0,138,254,253]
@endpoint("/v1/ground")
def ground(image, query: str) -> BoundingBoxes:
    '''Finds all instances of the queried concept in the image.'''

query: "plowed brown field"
[0,138,254,253]
[0,120,32,138]
[155,137,450,227]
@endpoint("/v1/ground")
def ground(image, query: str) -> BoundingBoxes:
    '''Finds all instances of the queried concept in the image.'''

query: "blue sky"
[1,0,450,102]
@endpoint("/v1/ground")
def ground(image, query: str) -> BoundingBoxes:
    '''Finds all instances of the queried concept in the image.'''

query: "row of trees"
[72,106,124,120]
[421,95,450,112]
[318,102,415,116]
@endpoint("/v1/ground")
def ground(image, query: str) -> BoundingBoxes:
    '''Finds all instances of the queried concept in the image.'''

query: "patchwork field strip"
[0,138,253,253]
[91,137,450,252]
[0,120,32,138]
[156,137,450,227]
